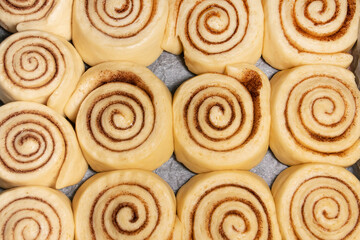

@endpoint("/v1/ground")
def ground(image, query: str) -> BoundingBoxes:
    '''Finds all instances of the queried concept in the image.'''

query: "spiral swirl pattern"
[85,0,157,38]
[0,101,87,189]
[73,0,168,65]
[0,186,74,240]
[2,34,65,90]
[0,0,72,39]
[263,0,360,69]
[73,170,176,240]
[272,164,360,240]
[0,0,53,16]
[280,0,356,51]
[184,78,254,152]
[167,0,263,74]
[177,171,281,240]
[173,65,270,172]
[0,31,84,115]
[184,0,248,55]
[85,82,155,152]
[73,62,173,172]
[270,65,360,166]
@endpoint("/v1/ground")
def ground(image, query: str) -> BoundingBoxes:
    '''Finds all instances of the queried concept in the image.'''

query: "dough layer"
[177,171,281,240]
[272,164,360,240]
[173,64,270,172]
[73,169,177,240]
[67,61,173,172]
[270,65,360,166]
[0,101,87,189]
[0,30,84,115]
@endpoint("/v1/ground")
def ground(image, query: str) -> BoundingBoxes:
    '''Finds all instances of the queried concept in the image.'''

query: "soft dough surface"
[67,61,173,172]
[0,0,73,40]
[272,164,360,240]
[270,65,360,166]
[173,64,270,172]
[0,186,74,240]
[72,0,168,66]
[177,170,281,240]
[0,30,84,116]
[263,0,360,70]
[0,101,87,189]
[72,169,178,240]
[162,0,264,74]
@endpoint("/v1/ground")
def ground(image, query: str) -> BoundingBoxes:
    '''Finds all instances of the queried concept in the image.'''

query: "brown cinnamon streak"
[84,70,156,152]
[189,184,272,240]
[0,110,67,173]
[90,183,160,240]
[0,197,61,239]
[184,70,262,152]
[290,176,360,239]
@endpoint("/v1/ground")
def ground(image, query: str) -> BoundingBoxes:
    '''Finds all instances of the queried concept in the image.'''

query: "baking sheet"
[0,26,358,198]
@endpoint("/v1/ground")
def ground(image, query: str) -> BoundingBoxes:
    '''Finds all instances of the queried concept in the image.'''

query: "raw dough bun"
[173,64,270,172]
[162,0,264,74]
[272,163,360,240]
[177,171,281,240]
[73,169,177,240]
[263,0,360,70]
[72,0,168,66]
[0,186,74,240]
[0,30,84,116]
[0,101,88,189]
[270,65,360,166]
[0,0,72,40]
[66,61,173,172]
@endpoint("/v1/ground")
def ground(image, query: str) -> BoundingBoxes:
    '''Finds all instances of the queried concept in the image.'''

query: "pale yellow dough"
[0,30,84,116]
[72,0,168,66]
[263,0,360,70]
[0,186,74,240]
[272,164,360,240]
[171,217,184,240]
[270,65,360,166]
[0,0,72,40]
[177,171,281,240]
[0,102,88,189]
[173,64,270,173]
[65,61,173,172]
[73,169,177,240]
[162,0,264,74]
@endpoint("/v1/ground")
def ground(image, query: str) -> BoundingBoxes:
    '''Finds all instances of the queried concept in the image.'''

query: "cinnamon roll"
[0,101,88,189]
[173,64,270,173]
[0,30,84,116]
[177,171,281,240]
[162,0,264,74]
[0,186,74,240]
[73,170,177,240]
[66,61,173,172]
[0,0,72,40]
[263,0,360,70]
[272,164,360,239]
[270,65,360,166]
[72,0,168,66]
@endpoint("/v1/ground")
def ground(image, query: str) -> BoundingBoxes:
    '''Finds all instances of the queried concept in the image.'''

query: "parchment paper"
[0,27,358,198]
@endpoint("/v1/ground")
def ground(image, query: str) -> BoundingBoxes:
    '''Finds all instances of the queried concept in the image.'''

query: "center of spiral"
[112,202,141,233]
[209,104,228,128]
[205,9,229,33]
[114,0,130,13]
[111,109,134,130]
[314,197,340,220]
[16,218,40,240]
[313,97,335,115]
[16,134,40,156]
